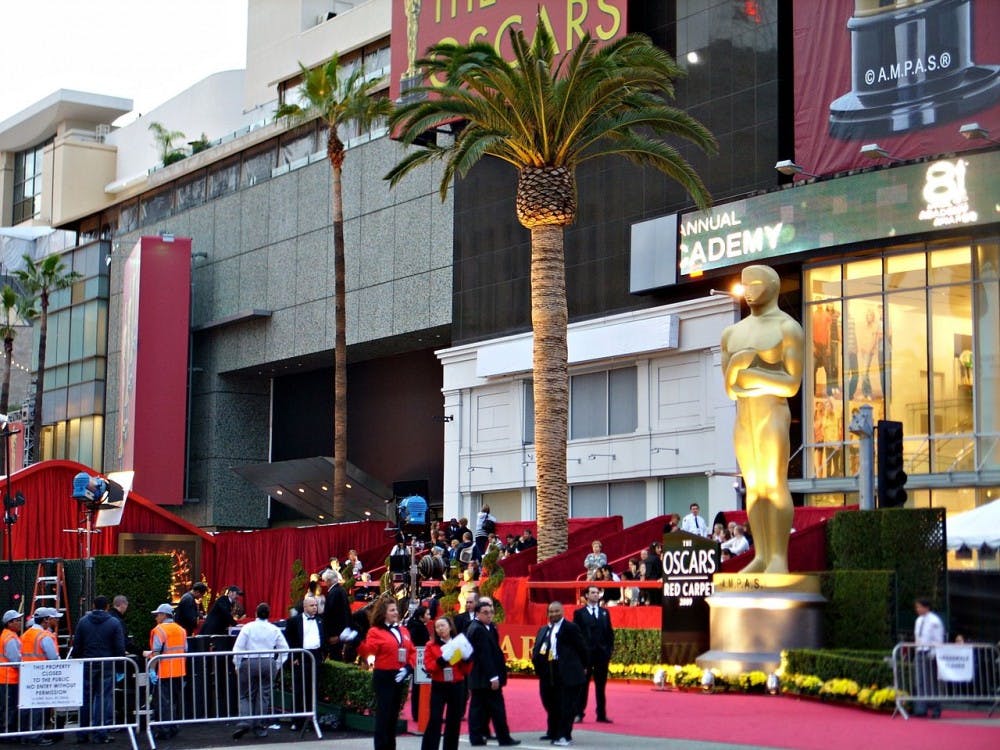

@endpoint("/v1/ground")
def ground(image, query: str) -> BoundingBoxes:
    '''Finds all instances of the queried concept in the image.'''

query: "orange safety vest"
[150,622,187,678]
[20,627,55,662]
[0,628,19,684]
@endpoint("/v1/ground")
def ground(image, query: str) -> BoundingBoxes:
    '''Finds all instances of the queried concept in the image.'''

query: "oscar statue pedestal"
[696,573,825,674]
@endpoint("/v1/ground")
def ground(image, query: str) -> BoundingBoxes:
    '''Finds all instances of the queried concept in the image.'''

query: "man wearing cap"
[0,610,23,735]
[144,604,187,739]
[231,603,288,740]
[22,607,61,746]
[73,596,125,744]
[201,586,242,638]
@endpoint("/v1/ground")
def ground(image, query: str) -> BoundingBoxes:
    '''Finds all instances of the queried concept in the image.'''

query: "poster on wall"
[390,0,628,101]
[794,0,1000,177]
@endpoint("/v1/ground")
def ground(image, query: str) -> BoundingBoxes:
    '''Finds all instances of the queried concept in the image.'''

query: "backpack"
[482,517,496,534]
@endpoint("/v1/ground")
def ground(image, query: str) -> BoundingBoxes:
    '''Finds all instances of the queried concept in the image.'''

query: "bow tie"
[305,616,315,620]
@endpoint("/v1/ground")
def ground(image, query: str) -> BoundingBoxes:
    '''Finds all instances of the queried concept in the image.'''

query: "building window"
[803,240,1000,491]
[570,481,645,527]
[12,140,50,224]
[570,367,638,439]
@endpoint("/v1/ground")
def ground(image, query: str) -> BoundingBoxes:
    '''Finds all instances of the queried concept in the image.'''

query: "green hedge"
[827,508,945,640]
[820,570,895,650]
[783,648,893,688]
[613,629,660,665]
[94,554,173,650]
[317,659,409,714]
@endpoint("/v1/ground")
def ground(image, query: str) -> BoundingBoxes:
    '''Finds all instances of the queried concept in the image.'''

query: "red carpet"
[484,676,1000,750]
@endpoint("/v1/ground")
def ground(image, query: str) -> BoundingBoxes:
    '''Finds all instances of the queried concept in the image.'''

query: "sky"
[0,0,248,126]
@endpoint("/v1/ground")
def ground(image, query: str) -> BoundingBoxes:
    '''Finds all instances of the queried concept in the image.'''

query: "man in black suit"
[201,586,242,636]
[466,598,520,747]
[322,570,352,661]
[175,582,207,636]
[454,591,478,635]
[532,602,588,747]
[283,595,324,729]
[573,585,615,723]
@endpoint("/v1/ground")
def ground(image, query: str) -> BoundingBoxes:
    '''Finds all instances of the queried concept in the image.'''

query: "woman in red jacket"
[421,617,472,750]
[358,596,416,750]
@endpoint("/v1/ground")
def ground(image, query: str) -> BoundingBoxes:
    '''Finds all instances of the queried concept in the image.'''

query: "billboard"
[390,0,628,101]
[115,237,191,505]
[675,149,1000,280]
[794,0,1000,177]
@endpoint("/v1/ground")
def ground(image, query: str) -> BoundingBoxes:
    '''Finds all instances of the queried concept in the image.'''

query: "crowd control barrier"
[891,641,1000,719]
[145,647,320,748]
[0,655,141,750]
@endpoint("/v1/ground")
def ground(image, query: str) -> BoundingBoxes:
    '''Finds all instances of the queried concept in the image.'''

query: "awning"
[232,457,394,524]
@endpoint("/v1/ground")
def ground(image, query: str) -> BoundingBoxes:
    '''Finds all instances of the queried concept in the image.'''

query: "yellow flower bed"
[508,660,895,710]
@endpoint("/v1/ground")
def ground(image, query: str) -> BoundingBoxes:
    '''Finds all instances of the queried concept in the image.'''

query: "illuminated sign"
[673,149,1000,280]
[390,0,628,100]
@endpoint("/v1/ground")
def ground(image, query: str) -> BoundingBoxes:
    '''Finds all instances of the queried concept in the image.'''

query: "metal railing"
[0,655,141,750]
[891,641,1000,719]
[145,647,321,748]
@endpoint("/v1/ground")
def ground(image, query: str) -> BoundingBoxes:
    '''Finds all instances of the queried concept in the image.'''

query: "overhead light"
[318,514,325,520]
[364,510,372,517]
[275,489,283,495]
[774,159,818,178]
[298,487,305,493]
[860,143,903,162]
[321,485,328,491]
[959,122,1000,144]
[345,483,352,489]
[686,51,700,64]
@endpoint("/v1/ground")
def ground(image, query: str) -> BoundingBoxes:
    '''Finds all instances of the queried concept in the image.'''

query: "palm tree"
[387,20,716,560]
[0,284,35,417]
[148,122,187,166]
[276,56,393,522]
[14,254,81,463]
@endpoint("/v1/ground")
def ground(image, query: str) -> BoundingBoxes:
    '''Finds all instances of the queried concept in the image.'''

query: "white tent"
[946,499,1000,550]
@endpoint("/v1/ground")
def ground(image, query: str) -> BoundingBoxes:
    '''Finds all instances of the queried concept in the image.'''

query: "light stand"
[2,420,25,610]
[70,473,108,616]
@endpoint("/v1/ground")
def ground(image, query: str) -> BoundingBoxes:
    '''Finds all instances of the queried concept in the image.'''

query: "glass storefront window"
[803,241,997,493]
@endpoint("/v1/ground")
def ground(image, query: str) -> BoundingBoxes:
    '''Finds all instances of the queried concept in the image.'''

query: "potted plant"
[148,121,187,166]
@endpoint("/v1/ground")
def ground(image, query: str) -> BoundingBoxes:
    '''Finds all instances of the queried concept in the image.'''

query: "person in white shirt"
[721,525,750,556]
[912,597,945,719]
[680,503,710,537]
[232,603,289,739]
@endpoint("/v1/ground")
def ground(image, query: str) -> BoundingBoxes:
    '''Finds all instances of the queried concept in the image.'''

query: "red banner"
[390,0,628,100]
[793,0,1000,177]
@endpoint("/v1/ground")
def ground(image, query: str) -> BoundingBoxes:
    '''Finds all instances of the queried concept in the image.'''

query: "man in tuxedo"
[175,582,207,636]
[573,585,615,723]
[532,602,588,747]
[466,598,520,747]
[201,586,242,637]
[283,595,324,729]
[322,570,351,661]
[454,591,478,635]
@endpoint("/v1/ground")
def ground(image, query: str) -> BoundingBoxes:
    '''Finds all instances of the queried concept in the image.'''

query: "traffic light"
[877,420,908,508]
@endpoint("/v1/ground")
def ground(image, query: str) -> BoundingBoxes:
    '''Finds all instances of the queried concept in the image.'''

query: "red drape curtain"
[208,520,392,615]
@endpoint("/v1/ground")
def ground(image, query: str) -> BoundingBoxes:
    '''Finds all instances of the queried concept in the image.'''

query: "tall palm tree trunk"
[530,224,569,561]
[30,298,49,464]
[331,145,348,522]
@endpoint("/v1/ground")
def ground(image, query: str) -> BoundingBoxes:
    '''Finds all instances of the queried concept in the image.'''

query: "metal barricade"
[891,641,1000,719]
[0,655,141,750]
[145,647,320,748]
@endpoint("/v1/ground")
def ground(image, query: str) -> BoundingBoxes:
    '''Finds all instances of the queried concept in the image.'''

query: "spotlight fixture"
[860,143,903,162]
[701,670,715,691]
[959,122,1000,144]
[774,159,818,178]
[767,673,780,695]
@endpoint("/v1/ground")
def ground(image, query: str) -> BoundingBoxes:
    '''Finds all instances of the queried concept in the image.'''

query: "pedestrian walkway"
[145,676,999,750]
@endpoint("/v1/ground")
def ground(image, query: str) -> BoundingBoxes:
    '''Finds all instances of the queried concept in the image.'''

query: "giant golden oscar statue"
[721,265,804,574]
